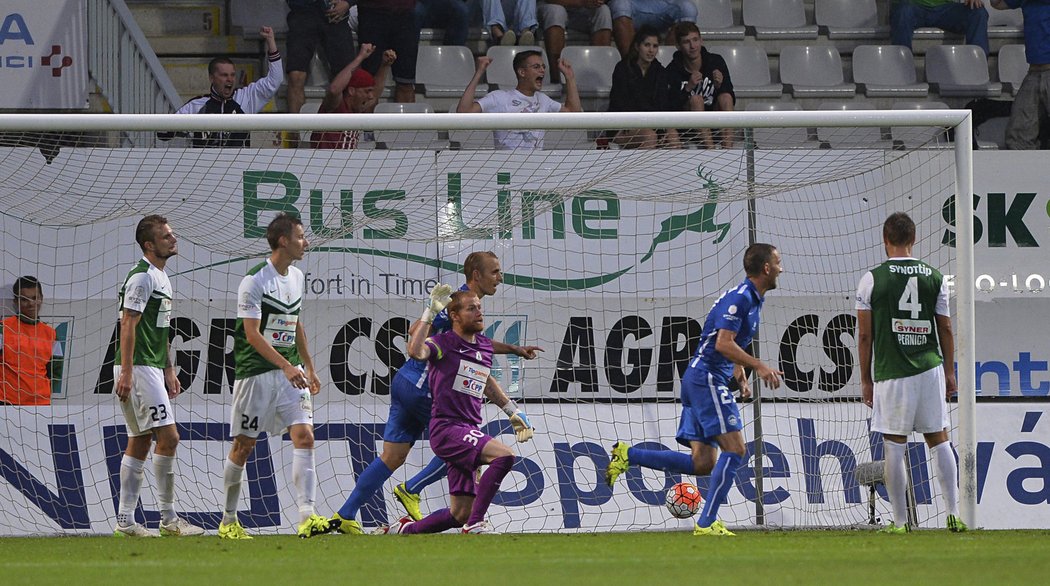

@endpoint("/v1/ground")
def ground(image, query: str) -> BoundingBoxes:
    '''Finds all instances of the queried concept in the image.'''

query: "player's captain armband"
[264,313,298,347]
[156,298,172,328]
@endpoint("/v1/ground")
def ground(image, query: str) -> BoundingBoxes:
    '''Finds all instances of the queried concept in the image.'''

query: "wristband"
[501,400,519,417]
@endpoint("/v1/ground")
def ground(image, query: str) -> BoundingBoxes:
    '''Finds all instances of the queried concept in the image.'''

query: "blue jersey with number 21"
[689,278,764,380]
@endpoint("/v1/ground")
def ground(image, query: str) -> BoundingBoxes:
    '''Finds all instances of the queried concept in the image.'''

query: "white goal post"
[0,110,975,533]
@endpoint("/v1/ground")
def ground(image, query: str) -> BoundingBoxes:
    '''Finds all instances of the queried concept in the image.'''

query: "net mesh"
[0,118,960,534]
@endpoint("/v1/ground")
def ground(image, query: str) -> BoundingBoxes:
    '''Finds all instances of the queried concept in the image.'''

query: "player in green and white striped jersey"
[113,215,204,538]
[856,212,965,534]
[218,213,329,539]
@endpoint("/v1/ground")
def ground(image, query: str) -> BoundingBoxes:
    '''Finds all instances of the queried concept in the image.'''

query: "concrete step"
[127,0,225,37]
[148,34,262,57]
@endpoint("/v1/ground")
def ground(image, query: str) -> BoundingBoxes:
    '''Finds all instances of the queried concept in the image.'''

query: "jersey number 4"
[898,276,922,318]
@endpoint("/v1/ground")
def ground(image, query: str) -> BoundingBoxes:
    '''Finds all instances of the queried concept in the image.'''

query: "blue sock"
[337,458,393,520]
[696,451,743,528]
[404,456,447,495]
[627,447,695,475]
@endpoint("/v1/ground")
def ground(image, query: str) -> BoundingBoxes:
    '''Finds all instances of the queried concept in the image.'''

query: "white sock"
[292,448,316,523]
[117,455,146,527]
[931,441,960,517]
[153,454,177,523]
[222,459,244,525]
[883,440,909,526]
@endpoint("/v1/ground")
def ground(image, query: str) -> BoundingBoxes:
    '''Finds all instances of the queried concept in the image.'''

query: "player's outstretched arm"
[491,340,544,359]
[484,375,534,442]
[714,329,782,390]
[407,286,448,362]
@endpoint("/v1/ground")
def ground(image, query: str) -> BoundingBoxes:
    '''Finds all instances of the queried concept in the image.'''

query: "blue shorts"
[383,368,432,444]
[676,367,742,447]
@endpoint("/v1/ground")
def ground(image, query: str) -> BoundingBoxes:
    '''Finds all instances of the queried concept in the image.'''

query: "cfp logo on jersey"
[484,316,529,398]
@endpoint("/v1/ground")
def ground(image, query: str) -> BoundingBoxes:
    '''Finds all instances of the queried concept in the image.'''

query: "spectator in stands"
[284,0,356,147]
[457,52,582,149]
[608,25,681,148]
[417,0,476,46]
[890,0,990,55]
[664,22,734,149]
[0,277,62,406]
[539,1,633,83]
[358,0,418,103]
[170,26,283,147]
[312,44,396,148]
[627,0,696,38]
[993,0,1050,149]
[486,0,540,46]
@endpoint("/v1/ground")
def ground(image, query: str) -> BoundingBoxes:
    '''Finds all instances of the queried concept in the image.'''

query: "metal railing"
[87,0,182,144]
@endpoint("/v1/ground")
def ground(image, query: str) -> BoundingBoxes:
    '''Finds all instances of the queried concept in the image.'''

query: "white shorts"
[230,368,313,438]
[114,365,174,437]
[871,366,950,436]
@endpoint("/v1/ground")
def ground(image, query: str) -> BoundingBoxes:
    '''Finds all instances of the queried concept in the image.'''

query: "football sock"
[884,440,910,526]
[400,508,457,535]
[117,455,145,527]
[404,456,448,495]
[467,456,514,525]
[337,457,393,520]
[931,441,960,517]
[292,448,316,523]
[628,447,695,475]
[222,459,244,525]
[153,453,177,523]
[696,451,743,528]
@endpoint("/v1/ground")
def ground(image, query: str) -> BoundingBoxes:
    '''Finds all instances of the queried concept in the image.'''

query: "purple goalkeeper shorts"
[429,418,491,496]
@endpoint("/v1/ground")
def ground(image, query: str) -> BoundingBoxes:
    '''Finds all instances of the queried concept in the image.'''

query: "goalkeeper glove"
[420,283,453,324]
[502,401,534,442]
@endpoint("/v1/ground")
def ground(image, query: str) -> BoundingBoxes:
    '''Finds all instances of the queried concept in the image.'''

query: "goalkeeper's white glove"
[502,401,534,443]
[420,283,453,324]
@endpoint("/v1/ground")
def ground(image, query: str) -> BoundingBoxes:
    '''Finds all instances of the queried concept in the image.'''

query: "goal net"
[0,111,975,535]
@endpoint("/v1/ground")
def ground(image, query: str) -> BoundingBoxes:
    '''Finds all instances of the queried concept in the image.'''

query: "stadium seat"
[925,45,1002,98]
[560,46,621,99]
[779,46,855,99]
[998,44,1027,96]
[852,45,928,98]
[987,3,1024,38]
[373,102,448,150]
[816,101,891,148]
[486,45,562,97]
[743,102,815,148]
[694,0,746,41]
[890,101,953,148]
[742,0,819,40]
[416,45,484,99]
[814,0,889,40]
[706,44,781,99]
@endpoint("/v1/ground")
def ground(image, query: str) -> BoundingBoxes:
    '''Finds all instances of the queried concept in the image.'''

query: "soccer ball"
[666,482,702,519]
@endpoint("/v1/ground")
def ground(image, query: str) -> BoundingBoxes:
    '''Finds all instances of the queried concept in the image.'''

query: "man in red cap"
[312,43,395,149]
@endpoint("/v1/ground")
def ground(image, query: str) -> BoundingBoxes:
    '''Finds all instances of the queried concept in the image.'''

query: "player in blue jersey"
[606,243,784,536]
[328,252,541,534]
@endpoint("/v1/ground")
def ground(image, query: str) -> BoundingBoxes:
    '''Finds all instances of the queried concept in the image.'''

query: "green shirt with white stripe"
[234,259,304,379]
[116,258,173,369]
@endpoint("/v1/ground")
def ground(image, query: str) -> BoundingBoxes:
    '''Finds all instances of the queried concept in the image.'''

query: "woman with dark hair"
[608,25,680,149]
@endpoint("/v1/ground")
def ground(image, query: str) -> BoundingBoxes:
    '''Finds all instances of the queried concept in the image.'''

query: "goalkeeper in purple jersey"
[379,289,535,534]
[606,243,784,536]
[327,252,541,535]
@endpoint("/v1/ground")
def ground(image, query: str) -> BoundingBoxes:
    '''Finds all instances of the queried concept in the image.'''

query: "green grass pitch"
[2,530,1048,585]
